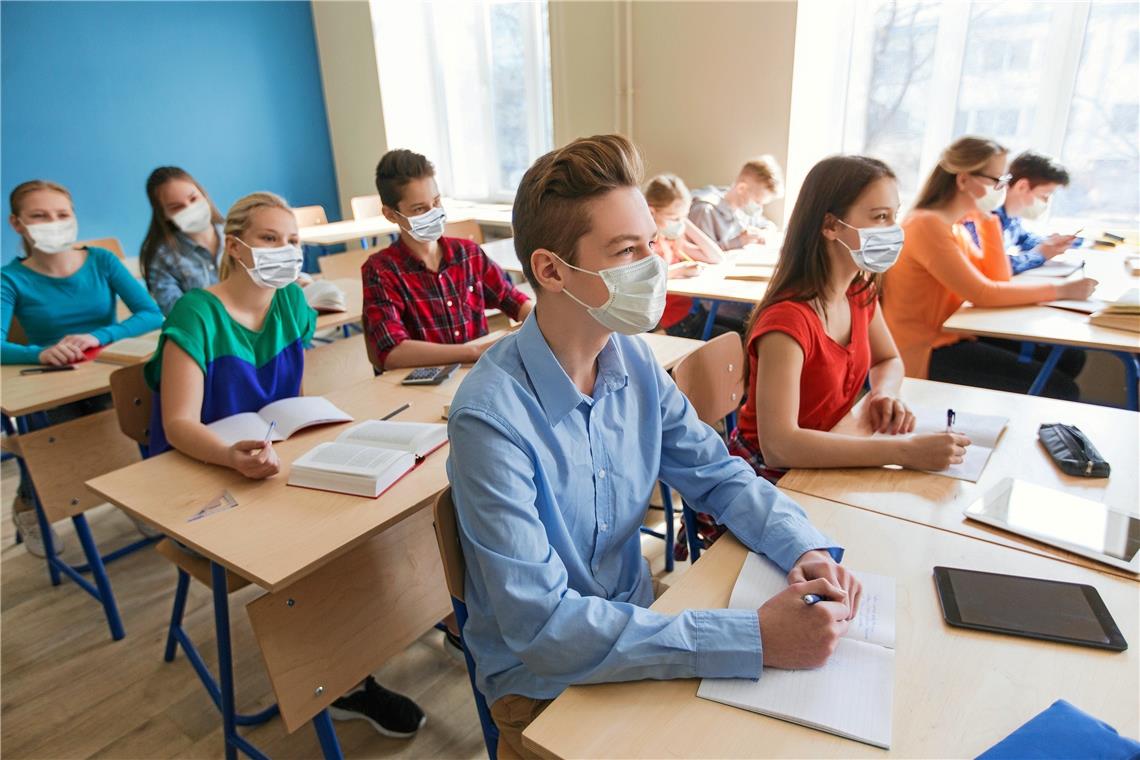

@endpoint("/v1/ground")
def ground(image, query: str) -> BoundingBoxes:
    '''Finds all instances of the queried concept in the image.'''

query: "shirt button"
[447,300,453,307]
[598,469,606,479]
[453,330,460,337]
[600,522,608,531]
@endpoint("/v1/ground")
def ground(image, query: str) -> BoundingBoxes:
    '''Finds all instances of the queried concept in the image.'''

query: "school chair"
[294,205,331,274]
[444,219,485,245]
[77,236,126,259]
[660,331,745,564]
[302,334,375,396]
[107,364,280,734]
[432,487,500,760]
[317,247,375,281]
[350,194,384,248]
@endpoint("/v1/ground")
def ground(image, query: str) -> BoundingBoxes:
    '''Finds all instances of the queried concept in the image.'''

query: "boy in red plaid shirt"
[362,149,533,370]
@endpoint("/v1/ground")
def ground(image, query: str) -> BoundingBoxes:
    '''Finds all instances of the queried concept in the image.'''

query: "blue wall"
[1,1,339,264]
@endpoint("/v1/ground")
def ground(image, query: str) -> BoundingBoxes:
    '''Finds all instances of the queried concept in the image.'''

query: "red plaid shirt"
[362,236,530,368]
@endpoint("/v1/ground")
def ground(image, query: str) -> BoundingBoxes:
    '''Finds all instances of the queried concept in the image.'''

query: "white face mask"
[742,201,763,216]
[171,199,213,234]
[974,181,1007,214]
[553,252,667,335]
[836,219,905,273]
[25,218,78,254]
[660,219,685,240]
[233,237,303,289]
[398,206,446,243]
[1021,195,1049,220]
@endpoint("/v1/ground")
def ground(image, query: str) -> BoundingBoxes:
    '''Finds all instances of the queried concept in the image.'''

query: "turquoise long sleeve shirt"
[1,246,162,364]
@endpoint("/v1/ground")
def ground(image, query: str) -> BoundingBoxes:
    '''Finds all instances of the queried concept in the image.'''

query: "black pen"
[946,408,956,432]
[381,402,410,421]
[802,594,827,605]
[20,365,76,375]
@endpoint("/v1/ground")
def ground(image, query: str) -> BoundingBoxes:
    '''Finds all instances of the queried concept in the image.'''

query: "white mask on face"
[741,201,763,217]
[398,206,446,243]
[552,252,668,335]
[233,237,303,289]
[1021,195,1049,220]
[974,180,1007,214]
[836,219,905,273]
[25,218,78,254]
[660,219,685,240]
[171,199,213,234]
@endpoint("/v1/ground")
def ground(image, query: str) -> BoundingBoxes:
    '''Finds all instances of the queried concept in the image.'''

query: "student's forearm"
[382,339,477,369]
[1,342,46,365]
[164,418,232,467]
[759,427,907,470]
[867,357,905,397]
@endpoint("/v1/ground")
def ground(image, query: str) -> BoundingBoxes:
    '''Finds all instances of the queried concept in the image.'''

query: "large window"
[370,0,553,202]
[795,0,1139,227]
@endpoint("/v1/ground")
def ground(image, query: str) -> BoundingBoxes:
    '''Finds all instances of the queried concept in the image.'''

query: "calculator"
[401,363,460,385]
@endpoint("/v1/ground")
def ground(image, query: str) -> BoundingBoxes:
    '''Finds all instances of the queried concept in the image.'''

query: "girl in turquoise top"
[147,191,426,739]
[2,180,162,365]
[3,180,162,558]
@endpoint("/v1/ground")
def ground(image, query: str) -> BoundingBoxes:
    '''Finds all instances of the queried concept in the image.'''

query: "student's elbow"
[754,428,795,470]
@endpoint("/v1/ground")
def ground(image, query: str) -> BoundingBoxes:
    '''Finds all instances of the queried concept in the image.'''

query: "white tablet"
[964,478,1140,574]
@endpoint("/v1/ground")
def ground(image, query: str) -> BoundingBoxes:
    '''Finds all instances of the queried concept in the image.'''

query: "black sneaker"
[328,677,426,739]
[443,629,465,664]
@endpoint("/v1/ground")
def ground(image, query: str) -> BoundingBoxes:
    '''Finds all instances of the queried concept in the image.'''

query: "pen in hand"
[946,408,956,433]
[802,594,827,605]
[262,420,277,446]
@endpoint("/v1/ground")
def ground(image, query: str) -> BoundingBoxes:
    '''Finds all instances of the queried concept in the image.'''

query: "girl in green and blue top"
[3,180,162,556]
[146,191,427,739]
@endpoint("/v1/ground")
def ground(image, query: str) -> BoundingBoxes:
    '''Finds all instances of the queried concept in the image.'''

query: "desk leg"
[72,514,125,641]
[312,709,344,760]
[1111,351,1140,412]
[1026,345,1064,396]
[700,300,721,341]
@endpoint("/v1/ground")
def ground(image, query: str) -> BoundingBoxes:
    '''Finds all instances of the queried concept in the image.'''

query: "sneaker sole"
[327,706,426,739]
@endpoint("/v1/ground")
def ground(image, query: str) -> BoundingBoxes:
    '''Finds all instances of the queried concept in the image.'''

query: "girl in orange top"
[882,136,1096,400]
[643,174,724,338]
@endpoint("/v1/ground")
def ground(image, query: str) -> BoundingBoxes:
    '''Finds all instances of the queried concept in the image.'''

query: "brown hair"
[374,149,435,210]
[219,191,291,279]
[644,173,690,209]
[512,134,644,289]
[913,135,1007,210]
[9,180,73,257]
[743,155,897,378]
[139,166,223,282]
[1009,150,1070,189]
[739,155,784,197]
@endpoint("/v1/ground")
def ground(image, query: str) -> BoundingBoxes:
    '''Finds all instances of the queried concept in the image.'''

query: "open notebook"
[697,553,897,749]
[304,280,347,313]
[880,405,1008,482]
[206,396,353,446]
[287,420,448,497]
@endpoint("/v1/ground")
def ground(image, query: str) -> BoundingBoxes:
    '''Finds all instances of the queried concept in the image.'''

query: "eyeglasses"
[972,172,1012,190]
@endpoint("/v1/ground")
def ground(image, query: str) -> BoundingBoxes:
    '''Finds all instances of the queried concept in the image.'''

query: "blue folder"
[979,700,1140,759]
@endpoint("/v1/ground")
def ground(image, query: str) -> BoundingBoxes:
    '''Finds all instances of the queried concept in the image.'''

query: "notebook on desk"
[206,396,353,445]
[697,553,897,749]
[888,405,1008,482]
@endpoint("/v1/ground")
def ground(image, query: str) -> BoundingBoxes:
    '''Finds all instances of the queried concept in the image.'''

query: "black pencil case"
[1038,423,1110,478]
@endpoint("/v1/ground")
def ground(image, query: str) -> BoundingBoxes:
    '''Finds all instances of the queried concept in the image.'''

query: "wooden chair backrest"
[301,334,374,396]
[317,248,374,281]
[445,219,484,245]
[109,363,153,446]
[293,205,328,227]
[670,332,745,426]
[350,194,382,220]
[7,316,28,345]
[78,237,125,259]
[432,487,466,602]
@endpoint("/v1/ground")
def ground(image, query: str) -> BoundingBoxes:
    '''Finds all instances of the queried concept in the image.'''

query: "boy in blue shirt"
[446,135,861,759]
[997,151,1080,275]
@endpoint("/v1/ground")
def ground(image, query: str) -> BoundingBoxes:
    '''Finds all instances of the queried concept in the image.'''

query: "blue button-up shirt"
[446,313,842,705]
[145,224,223,315]
[992,205,1045,275]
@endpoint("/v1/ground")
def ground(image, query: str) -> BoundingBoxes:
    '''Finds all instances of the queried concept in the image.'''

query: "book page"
[295,442,411,477]
[258,396,352,439]
[207,412,282,446]
[336,420,447,457]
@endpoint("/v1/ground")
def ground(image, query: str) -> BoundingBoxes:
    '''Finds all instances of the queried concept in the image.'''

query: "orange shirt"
[882,209,1058,379]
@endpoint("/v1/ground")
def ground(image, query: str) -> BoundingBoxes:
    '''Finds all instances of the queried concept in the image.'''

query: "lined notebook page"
[697,553,897,749]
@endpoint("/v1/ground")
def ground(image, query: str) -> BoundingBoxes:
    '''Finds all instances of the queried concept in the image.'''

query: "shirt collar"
[393,235,454,272]
[516,314,630,427]
[174,223,224,257]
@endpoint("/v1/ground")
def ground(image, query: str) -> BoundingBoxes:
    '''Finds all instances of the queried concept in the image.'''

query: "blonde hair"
[220,191,291,279]
[644,173,690,209]
[9,180,74,257]
[739,155,784,197]
[914,136,1007,210]
[512,134,644,289]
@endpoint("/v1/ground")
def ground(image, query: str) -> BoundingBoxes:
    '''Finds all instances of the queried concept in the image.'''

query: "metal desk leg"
[211,562,271,760]
[72,514,125,640]
[1111,351,1140,411]
[312,709,345,760]
[1026,346,1064,397]
[700,300,721,341]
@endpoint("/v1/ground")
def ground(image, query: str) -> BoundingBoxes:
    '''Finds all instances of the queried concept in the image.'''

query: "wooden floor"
[0,455,688,759]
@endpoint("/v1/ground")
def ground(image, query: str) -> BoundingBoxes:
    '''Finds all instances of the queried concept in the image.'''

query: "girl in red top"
[643,174,724,337]
[729,155,970,481]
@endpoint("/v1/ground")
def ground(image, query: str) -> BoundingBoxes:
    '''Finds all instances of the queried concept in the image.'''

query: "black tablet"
[933,566,1127,652]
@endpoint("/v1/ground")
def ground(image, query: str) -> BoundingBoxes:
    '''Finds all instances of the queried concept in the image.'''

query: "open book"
[304,280,348,313]
[885,405,1008,482]
[1090,288,1140,334]
[287,420,448,497]
[206,396,353,446]
[698,553,897,749]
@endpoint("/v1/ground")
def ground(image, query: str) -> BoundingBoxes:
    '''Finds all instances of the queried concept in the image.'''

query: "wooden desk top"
[524,492,1139,759]
[780,378,1139,579]
[2,361,120,417]
[313,277,364,332]
[944,251,1140,352]
[299,200,512,246]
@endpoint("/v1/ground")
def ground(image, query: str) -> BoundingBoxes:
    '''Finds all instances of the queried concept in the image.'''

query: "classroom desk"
[523,492,1139,759]
[1,361,120,417]
[298,199,512,247]
[780,378,1139,580]
[943,250,1140,408]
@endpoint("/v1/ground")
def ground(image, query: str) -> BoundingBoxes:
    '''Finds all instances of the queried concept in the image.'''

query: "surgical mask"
[24,218,78,254]
[1021,195,1049,221]
[553,252,667,335]
[660,219,685,240]
[233,237,303,289]
[398,206,446,243]
[836,219,905,273]
[171,199,213,234]
[741,201,763,217]
[975,182,1006,214]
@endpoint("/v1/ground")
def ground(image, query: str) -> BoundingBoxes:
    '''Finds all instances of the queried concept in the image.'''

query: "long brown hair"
[139,166,222,281]
[744,155,896,346]
[913,136,1006,210]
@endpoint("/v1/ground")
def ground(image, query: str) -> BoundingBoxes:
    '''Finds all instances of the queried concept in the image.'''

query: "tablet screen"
[942,568,1109,644]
